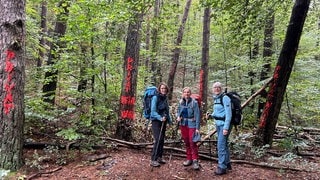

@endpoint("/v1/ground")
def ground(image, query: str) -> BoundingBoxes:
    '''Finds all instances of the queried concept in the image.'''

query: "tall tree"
[37,0,47,68]
[150,0,162,85]
[116,13,143,141]
[42,0,70,105]
[257,11,275,119]
[167,0,192,100]
[0,0,26,170]
[253,0,310,146]
[200,6,211,114]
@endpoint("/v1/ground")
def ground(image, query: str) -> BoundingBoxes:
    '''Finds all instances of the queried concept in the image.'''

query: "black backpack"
[143,86,158,119]
[220,92,243,126]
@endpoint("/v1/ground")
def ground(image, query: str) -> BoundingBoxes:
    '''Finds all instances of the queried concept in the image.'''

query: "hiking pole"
[151,121,165,172]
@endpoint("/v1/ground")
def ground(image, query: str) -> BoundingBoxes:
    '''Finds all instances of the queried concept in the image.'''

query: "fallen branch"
[197,130,217,147]
[277,125,320,134]
[106,137,153,148]
[241,77,273,109]
[85,154,109,162]
[27,166,62,180]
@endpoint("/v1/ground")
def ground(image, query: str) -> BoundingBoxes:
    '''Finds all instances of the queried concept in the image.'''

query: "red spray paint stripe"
[259,65,281,128]
[3,50,16,114]
[120,57,136,120]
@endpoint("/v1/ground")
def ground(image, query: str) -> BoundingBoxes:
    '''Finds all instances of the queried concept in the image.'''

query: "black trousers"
[151,120,167,161]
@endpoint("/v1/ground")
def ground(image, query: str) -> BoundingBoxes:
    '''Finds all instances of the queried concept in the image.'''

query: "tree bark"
[150,0,162,85]
[116,13,143,141]
[200,7,211,114]
[77,45,88,92]
[254,0,310,146]
[37,0,47,68]
[257,11,275,119]
[167,0,192,100]
[0,0,26,170]
[42,0,70,105]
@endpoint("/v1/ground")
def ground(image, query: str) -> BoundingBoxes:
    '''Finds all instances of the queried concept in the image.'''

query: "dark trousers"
[151,120,166,161]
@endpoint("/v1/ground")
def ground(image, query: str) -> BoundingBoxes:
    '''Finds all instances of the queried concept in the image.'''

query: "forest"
[0,0,319,179]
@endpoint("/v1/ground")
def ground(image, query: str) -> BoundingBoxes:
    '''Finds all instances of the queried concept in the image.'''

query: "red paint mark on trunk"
[125,57,134,93]
[259,65,281,128]
[120,96,136,105]
[3,50,16,114]
[120,57,136,120]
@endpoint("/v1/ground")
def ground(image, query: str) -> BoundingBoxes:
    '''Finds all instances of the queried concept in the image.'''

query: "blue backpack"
[143,86,158,119]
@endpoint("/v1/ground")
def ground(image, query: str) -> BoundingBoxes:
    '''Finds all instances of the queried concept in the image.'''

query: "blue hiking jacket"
[150,94,172,124]
[210,93,232,130]
[176,97,201,130]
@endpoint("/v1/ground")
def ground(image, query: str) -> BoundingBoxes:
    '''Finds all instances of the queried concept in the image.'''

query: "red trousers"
[180,125,199,160]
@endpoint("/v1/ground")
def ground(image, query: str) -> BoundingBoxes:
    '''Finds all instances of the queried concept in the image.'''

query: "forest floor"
[6,135,320,180]
[3,117,320,180]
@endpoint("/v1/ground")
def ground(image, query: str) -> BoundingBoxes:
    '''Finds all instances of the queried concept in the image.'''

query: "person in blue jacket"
[176,87,201,170]
[150,82,172,167]
[206,82,232,175]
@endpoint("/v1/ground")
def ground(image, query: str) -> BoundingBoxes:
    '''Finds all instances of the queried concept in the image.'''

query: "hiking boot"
[183,160,192,166]
[157,157,166,164]
[227,163,232,170]
[192,160,199,170]
[214,167,227,175]
[150,160,160,167]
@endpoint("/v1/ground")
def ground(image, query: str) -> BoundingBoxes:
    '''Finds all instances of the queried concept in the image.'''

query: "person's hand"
[162,116,167,122]
[206,112,211,120]
[196,129,200,134]
[177,116,181,122]
[223,129,228,135]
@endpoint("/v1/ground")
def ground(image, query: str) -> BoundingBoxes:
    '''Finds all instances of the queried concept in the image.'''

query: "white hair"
[212,82,222,88]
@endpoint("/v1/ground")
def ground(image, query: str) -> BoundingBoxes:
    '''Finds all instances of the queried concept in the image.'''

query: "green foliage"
[277,137,295,152]
[44,146,68,165]
[269,152,301,165]
[24,150,46,170]
[251,144,270,159]
[25,96,58,122]
[56,128,84,141]
[24,0,320,146]
[229,133,253,159]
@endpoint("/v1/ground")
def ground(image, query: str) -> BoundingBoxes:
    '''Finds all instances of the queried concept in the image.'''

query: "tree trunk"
[200,7,211,114]
[116,13,142,141]
[257,12,274,119]
[316,16,320,60]
[42,0,69,105]
[37,0,47,68]
[90,36,96,115]
[253,0,310,146]
[144,17,151,83]
[0,0,26,170]
[150,0,162,85]
[248,39,259,110]
[167,0,192,100]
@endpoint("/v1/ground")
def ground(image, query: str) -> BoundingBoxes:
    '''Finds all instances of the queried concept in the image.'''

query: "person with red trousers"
[176,87,201,170]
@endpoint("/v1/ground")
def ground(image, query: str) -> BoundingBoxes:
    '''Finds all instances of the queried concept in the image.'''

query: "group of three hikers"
[148,81,232,176]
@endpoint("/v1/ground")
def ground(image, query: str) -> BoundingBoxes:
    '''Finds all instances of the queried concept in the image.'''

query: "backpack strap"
[218,93,225,106]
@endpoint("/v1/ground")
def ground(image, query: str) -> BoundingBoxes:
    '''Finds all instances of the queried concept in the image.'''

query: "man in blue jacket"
[207,82,232,175]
